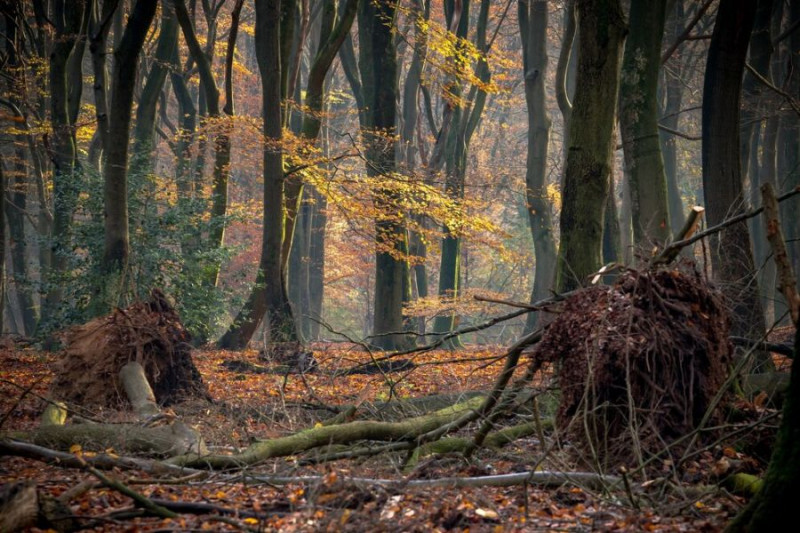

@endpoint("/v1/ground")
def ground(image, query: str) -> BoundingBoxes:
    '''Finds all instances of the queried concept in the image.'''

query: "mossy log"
[170,397,485,469]
[723,473,763,497]
[4,421,207,457]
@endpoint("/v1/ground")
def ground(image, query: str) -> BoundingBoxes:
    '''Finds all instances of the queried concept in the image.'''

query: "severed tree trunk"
[556,0,626,292]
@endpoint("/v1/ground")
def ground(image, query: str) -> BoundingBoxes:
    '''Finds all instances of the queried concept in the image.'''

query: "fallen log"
[4,420,207,457]
[244,471,622,491]
[169,397,485,469]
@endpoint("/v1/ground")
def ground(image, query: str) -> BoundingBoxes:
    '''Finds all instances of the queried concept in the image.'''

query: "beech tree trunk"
[358,0,412,350]
[43,0,86,327]
[99,0,158,309]
[726,187,800,532]
[620,0,670,247]
[3,13,38,334]
[519,0,556,331]
[659,0,686,233]
[701,0,770,368]
[556,0,626,292]
[218,0,299,351]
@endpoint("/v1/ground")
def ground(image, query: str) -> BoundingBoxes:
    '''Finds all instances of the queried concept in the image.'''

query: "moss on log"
[170,397,485,469]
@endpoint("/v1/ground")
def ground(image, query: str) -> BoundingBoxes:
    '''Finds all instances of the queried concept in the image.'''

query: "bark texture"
[701,0,769,365]
[556,0,626,292]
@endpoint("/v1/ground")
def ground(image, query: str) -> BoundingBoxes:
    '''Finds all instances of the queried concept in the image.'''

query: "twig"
[473,295,544,310]
[661,0,715,64]
[745,63,800,117]
[0,376,46,430]
[730,336,794,357]
[652,188,800,266]
[244,471,621,491]
[73,454,178,519]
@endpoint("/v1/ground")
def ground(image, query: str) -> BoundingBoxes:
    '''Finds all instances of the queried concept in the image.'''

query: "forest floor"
[0,339,787,532]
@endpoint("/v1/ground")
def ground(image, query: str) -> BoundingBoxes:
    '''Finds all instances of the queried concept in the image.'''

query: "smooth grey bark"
[619,0,670,247]
[742,0,777,323]
[286,0,357,340]
[42,0,87,327]
[88,0,121,171]
[433,0,492,343]
[130,5,179,181]
[658,0,686,234]
[779,1,800,272]
[99,0,158,309]
[282,0,357,272]
[702,0,770,368]
[556,0,626,292]
[519,0,556,331]
[173,0,236,293]
[218,0,299,351]
[358,0,412,350]
[402,0,431,334]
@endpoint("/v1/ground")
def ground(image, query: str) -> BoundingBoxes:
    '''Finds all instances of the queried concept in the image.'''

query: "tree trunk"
[402,0,431,335]
[130,5,178,184]
[659,0,686,233]
[358,0,412,350]
[433,0,491,344]
[3,14,38,334]
[779,1,800,273]
[519,0,557,331]
[282,0,357,274]
[743,0,778,324]
[88,0,120,172]
[218,0,299,351]
[306,185,327,341]
[726,188,800,532]
[42,0,86,328]
[620,0,670,248]
[173,0,234,295]
[99,0,158,310]
[701,0,770,369]
[556,0,626,292]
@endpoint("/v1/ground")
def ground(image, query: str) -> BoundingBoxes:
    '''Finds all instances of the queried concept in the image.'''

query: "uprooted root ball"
[49,289,211,410]
[532,266,732,468]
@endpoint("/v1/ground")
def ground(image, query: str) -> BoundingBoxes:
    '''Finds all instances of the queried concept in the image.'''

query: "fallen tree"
[528,264,733,469]
[49,289,210,409]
